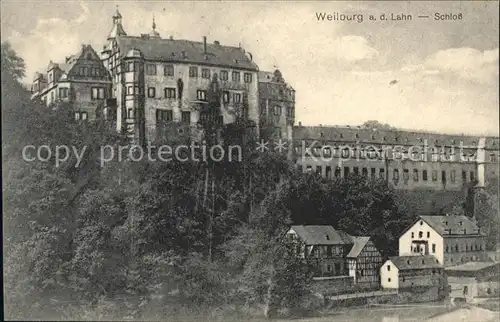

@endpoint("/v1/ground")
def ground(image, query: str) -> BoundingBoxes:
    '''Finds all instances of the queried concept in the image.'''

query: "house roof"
[419,215,483,236]
[346,236,371,258]
[388,255,442,270]
[445,261,499,272]
[289,225,353,245]
[292,125,498,149]
[115,36,259,71]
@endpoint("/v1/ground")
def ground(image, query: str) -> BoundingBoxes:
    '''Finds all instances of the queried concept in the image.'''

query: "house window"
[423,170,428,181]
[181,111,190,124]
[220,70,228,81]
[413,169,419,181]
[334,167,341,178]
[344,167,350,177]
[127,86,134,95]
[427,232,430,238]
[232,71,240,82]
[201,68,210,79]
[446,245,449,252]
[411,232,414,238]
[197,90,207,101]
[388,278,391,282]
[462,171,467,182]
[325,166,332,179]
[127,62,136,72]
[327,265,332,272]
[379,168,385,179]
[189,66,198,78]
[164,64,174,76]
[156,109,173,121]
[362,168,368,177]
[275,105,282,115]
[441,171,446,182]
[59,88,68,98]
[146,64,156,75]
[164,87,176,99]
[233,93,241,103]
[127,109,133,118]
[75,111,88,121]
[387,265,391,271]
[74,112,80,120]
[432,170,438,181]
[432,244,436,253]
[222,91,230,103]
[470,172,475,181]
[244,73,252,83]
[91,87,105,100]
[419,231,423,238]
[450,170,456,183]
[147,87,156,98]
[353,167,359,174]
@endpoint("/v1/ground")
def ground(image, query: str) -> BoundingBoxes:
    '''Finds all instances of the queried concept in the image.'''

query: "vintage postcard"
[1,1,499,321]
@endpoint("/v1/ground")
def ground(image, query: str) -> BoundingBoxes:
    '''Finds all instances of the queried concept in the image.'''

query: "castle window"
[156,109,173,122]
[91,87,105,100]
[146,64,156,75]
[379,168,385,179]
[450,170,456,183]
[233,93,241,103]
[275,105,281,115]
[432,170,438,181]
[413,169,419,181]
[462,171,467,182]
[181,111,191,124]
[222,91,230,103]
[164,87,176,99]
[189,66,198,78]
[220,70,228,81]
[201,68,211,79]
[164,64,174,76]
[244,73,252,83]
[403,169,409,183]
[393,169,399,180]
[59,88,68,98]
[147,87,156,98]
[362,168,368,177]
[470,171,475,181]
[232,71,240,82]
[197,90,207,101]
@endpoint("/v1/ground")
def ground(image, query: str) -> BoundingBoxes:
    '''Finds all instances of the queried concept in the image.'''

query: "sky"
[1,1,499,136]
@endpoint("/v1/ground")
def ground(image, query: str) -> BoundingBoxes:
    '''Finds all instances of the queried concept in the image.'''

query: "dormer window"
[459,221,463,226]
[325,235,330,241]
[422,260,425,264]
[407,260,410,265]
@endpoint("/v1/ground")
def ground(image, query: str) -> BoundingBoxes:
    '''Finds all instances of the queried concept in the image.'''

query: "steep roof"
[293,125,496,149]
[388,255,442,270]
[289,225,353,245]
[346,236,371,258]
[115,36,259,71]
[419,215,483,236]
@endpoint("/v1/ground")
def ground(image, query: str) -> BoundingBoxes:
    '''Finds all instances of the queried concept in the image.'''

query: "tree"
[1,41,26,81]
[361,120,397,130]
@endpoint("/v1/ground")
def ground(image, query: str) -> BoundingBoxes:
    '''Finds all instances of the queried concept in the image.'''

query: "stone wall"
[310,276,354,295]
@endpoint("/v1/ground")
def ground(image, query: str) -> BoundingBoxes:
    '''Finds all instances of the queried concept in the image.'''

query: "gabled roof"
[419,215,483,236]
[388,255,442,270]
[289,225,353,245]
[347,236,371,258]
[115,36,259,71]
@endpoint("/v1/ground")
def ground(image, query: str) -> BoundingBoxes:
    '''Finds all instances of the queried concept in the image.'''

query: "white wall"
[399,218,444,264]
[380,260,399,289]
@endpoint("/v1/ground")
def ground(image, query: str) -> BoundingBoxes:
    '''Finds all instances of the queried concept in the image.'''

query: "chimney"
[214,40,220,45]
[169,35,174,40]
[298,122,302,126]
[203,36,207,53]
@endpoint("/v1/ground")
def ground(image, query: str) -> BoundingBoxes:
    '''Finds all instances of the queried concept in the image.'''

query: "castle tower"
[122,48,145,145]
[108,8,127,40]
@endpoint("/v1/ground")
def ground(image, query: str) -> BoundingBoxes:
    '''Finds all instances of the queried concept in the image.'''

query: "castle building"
[100,10,262,145]
[258,70,296,146]
[30,45,113,122]
[293,125,499,192]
